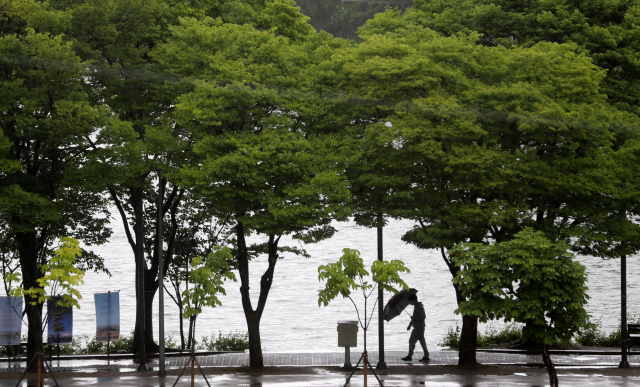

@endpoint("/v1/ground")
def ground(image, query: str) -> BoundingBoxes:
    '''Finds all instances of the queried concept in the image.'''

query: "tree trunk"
[236,222,279,368]
[17,231,44,371]
[441,248,478,366]
[458,315,478,366]
[111,180,183,356]
[245,312,262,366]
[542,344,559,387]
[179,302,185,351]
[143,277,159,353]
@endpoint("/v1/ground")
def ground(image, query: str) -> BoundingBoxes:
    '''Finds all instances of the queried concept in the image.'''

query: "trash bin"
[337,321,358,368]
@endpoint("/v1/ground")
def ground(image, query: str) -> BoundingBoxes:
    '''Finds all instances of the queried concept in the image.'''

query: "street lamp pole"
[620,252,629,368]
[158,176,166,376]
[376,214,387,369]
[135,186,148,371]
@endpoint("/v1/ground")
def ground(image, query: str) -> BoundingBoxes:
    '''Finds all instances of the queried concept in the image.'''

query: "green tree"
[164,195,234,350]
[154,18,350,367]
[404,0,640,118]
[8,237,85,319]
[325,17,640,365]
[5,238,86,363]
[68,0,316,354]
[181,246,236,349]
[318,248,410,354]
[0,0,117,366]
[449,229,590,387]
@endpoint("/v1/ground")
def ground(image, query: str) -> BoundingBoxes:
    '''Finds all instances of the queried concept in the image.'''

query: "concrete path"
[1,350,637,371]
[3,351,640,386]
[166,350,632,368]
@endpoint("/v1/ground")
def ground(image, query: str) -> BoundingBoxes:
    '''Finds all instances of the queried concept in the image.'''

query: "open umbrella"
[383,288,418,322]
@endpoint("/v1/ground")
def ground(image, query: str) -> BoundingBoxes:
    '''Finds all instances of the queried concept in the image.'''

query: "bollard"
[337,321,358,369]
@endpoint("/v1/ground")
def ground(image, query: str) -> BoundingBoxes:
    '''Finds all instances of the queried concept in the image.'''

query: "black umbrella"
[383,288,418,322]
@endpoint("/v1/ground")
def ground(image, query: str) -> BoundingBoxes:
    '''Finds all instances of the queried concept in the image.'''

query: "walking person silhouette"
[401,293,429,362]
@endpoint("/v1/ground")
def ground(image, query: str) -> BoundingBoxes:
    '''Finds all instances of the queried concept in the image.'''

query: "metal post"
[620,253,630,368]
[107,291,111,364]
[376,215,387,369]
[344,347,351,368]
[135,186,148,371]
[158,176,166,377]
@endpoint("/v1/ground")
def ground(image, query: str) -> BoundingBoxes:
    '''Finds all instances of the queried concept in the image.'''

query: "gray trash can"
[337,321,358,368]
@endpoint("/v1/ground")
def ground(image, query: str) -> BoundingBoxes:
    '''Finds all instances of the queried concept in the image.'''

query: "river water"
[59,215,640,353]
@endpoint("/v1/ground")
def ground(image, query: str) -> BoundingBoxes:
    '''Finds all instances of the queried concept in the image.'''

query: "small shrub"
[439,326,461,349]
[52,338,83,355]
[110,332,134,352]
[574,317,640,348]
[82,335,108,354]
[0,344,26,357]
[0,332,233,357]
[198,331,249,351]
[477,324,522,347]
[164,334,178,350]
[439,324,523,349]
[0,335,28,357]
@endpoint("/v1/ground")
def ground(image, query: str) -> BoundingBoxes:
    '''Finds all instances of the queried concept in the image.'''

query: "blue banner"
[47,296,73,344]
[94,292,120,342]
[0,296,22,346]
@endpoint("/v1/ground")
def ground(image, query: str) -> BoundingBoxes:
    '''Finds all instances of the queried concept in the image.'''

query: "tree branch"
[108,187,136,252]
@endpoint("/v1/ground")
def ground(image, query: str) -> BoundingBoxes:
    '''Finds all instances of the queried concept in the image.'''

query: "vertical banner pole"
[158,175,166,376]
[108,291,111,363]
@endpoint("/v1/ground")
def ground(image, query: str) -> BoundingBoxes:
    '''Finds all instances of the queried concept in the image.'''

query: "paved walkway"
[166,350,637,368]
[4,351,640,387]
[2,350,637,372]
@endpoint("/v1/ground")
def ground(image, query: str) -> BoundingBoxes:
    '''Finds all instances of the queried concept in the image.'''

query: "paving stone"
[155,350,640,368]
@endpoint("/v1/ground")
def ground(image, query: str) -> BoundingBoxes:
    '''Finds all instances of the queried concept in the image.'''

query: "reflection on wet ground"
[4,373,640,387]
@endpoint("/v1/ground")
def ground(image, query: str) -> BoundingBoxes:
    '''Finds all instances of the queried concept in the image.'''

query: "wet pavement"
[2,349,638,371]
[3,350,640,386]
[4,372,640,387]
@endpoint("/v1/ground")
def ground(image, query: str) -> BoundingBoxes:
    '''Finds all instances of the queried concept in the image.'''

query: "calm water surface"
[63,215,640,353]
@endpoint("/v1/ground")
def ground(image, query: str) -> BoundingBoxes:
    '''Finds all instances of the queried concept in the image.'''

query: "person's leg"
[404,329,418,359]
[419,334,429,360]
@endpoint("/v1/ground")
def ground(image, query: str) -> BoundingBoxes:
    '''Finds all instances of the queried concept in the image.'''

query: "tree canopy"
[344,11,640,364]
[3,0,640,371]
[449,229,590,386]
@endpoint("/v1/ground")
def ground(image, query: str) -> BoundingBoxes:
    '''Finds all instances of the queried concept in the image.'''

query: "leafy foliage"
[8,237,84,309]
[449,229,590,346]
[440,323,524,349]
[318,248,409,306]
[182,246,236,319]
[404,0,640,117]
[198,331,250,352]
